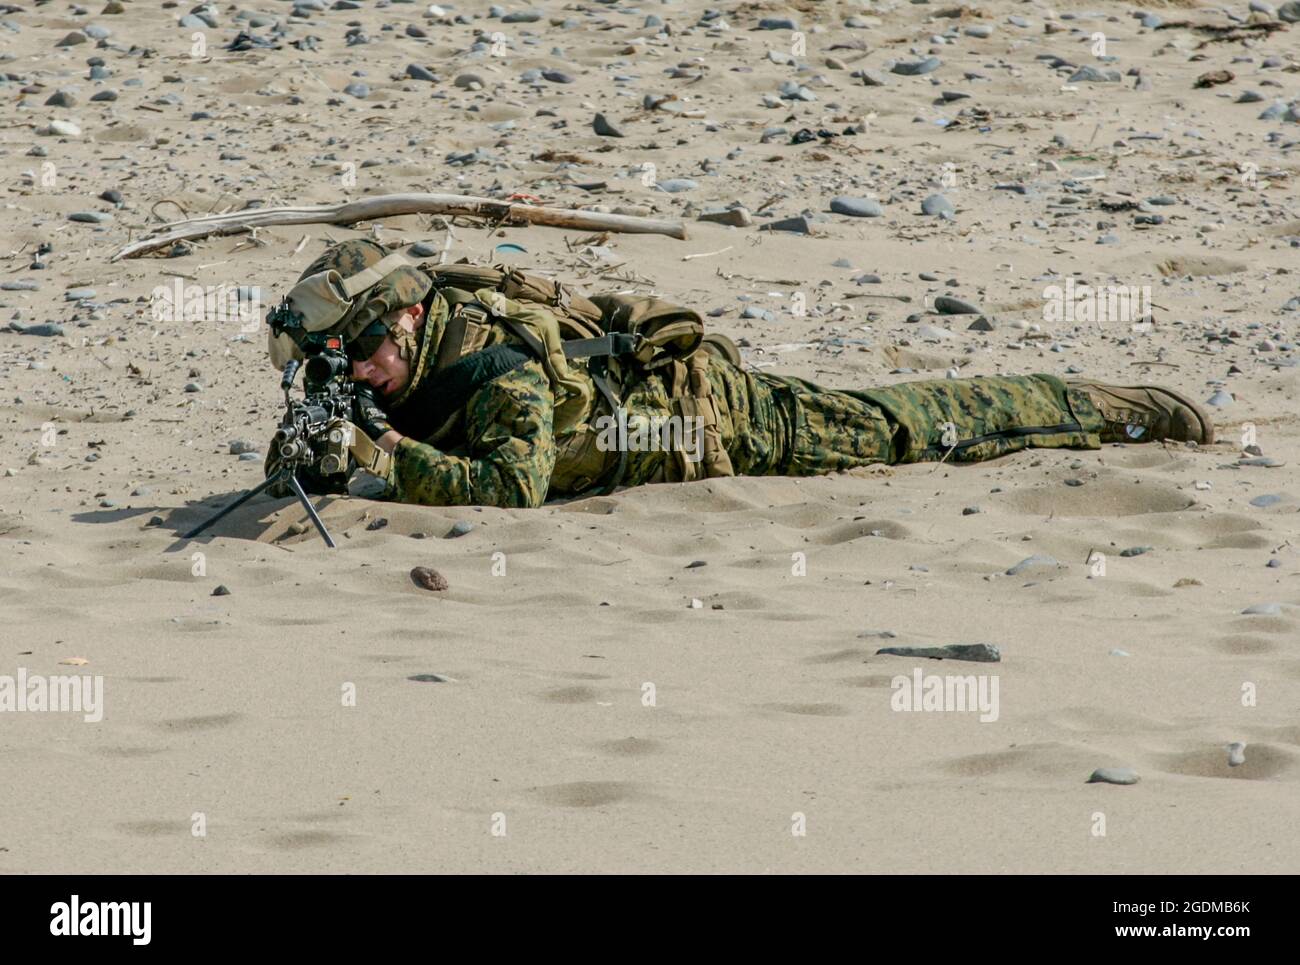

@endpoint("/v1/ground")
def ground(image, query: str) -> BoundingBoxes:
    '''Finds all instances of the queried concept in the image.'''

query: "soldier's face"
[351,303,425,399]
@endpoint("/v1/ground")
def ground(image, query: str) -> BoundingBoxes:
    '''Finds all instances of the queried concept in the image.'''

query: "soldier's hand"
[352,384,394,440]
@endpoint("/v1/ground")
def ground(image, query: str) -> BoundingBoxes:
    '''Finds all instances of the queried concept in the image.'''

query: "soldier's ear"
[406,302,426,329]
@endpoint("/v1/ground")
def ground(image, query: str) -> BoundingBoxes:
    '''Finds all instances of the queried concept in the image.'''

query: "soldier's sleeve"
[388,359,556,508]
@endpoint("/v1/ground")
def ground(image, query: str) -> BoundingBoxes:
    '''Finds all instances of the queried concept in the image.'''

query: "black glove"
[352,384,394,440]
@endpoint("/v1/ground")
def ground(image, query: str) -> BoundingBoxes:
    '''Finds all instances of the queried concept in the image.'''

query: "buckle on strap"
[453,302,490,326]
[562,332,643,359]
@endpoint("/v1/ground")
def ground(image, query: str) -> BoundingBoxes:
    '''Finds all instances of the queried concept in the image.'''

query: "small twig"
[682,246,733,261]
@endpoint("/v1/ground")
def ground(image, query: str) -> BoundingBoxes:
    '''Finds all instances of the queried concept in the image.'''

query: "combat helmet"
[266,238,433,370]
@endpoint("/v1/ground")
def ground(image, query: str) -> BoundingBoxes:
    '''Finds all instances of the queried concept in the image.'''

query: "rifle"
[184,332,358,549]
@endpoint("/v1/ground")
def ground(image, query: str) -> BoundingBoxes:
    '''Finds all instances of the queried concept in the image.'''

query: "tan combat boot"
[1066,380,1216,445]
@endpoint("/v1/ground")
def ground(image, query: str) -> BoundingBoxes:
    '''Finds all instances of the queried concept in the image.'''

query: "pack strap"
[561,332,644,360]
[589,362,628,496]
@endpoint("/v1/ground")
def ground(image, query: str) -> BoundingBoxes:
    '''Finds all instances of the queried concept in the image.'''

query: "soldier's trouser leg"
[858,373,1104,464]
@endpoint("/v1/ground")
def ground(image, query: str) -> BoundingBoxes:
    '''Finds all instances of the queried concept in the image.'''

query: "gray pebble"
[446,520,475,538]
[892,56,941,76]
[761,215,814,235]
[934,295,981,315]
[656,178,698,193]
[1206,390,1234,407]
[876,643,1001,663]
[829,196,883,218]
[921,194,955,217]
[69,211,113,224]
[1069,66,1120,83]
[1005,554,1059,576]
[10,322,63,337]
[592,113,623,137]
[1249,494,1283,508]
[1227,742,1247,766]
[1119,546,1152,557]
[1087,767,1139,785]
[406,64,437,82]
[343,82,370,99]
[1241,602,1283,615]
[229,440,258,455]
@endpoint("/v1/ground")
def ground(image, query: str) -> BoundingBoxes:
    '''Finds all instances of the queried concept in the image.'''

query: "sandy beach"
[2,0,1298,873]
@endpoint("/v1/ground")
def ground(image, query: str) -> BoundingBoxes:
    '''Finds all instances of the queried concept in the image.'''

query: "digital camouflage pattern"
[381,292,1106,506]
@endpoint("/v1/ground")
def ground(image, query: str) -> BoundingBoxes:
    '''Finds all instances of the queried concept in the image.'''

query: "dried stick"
[111,192,687,260]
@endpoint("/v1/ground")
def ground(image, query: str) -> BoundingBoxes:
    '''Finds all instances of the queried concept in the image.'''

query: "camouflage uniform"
[266,240,1105,508]
[384,298,1104,507]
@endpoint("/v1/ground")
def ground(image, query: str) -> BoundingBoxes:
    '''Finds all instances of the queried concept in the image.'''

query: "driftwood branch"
[111,192,688,260]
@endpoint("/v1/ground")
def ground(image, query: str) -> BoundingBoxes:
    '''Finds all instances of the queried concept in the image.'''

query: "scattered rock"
[876,643,1001,663]
[933,295,981,315]
[892,56,941,76]
[410,566,449,591]
[1005,554,1060,576]
[592,113,623,137]
[1087,767,1139,786]
[921,194,955,218]
[829,196,883,218]
[697,206,752,227]
[1249,494,1284,508]
[1241,602,1283,615]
